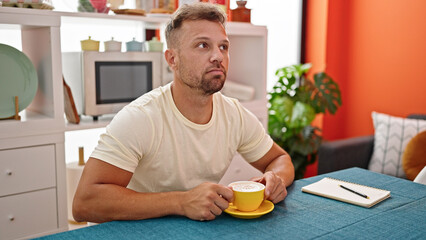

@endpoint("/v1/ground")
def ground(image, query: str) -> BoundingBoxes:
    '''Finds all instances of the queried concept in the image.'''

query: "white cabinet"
[0,7,67,240]
[0,7,268,238]
[0,145,56,196]
[0,189,58,240]
[0,135,68,240]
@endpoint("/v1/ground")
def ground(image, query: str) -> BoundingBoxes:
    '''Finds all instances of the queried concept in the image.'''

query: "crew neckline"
[166,83,216,130]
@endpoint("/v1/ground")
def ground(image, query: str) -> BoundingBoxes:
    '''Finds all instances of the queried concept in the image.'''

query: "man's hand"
[251,171,287,203]
[249,143,294,204]
[180,182,233,221]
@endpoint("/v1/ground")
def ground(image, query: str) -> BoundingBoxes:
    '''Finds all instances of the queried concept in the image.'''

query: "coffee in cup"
[228,181,265,212]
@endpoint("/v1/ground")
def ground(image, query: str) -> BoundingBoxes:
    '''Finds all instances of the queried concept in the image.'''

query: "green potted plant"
[268,63,342,179]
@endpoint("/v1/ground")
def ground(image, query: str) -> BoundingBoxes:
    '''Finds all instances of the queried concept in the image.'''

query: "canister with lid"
[104,37,122,52]
[126,38,143,52]
[145,37,163,52]
[80,36,100,51]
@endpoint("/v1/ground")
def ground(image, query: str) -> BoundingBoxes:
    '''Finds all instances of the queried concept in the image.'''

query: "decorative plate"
[0,43,38,118]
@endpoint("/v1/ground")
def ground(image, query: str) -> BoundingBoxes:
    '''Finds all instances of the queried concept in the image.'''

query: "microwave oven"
[62,51,173,120]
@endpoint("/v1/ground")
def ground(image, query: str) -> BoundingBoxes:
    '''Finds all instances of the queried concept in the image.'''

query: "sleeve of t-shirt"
[90,105,155,173]
[236,103,273,163]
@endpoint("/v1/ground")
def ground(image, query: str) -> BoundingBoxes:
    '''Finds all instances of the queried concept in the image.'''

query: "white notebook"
[301,177,391,208]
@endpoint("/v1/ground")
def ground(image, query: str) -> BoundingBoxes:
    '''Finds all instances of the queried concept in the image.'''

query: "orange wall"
[317,0,426,140]
[302,0,329,178]
[304,0,328,74]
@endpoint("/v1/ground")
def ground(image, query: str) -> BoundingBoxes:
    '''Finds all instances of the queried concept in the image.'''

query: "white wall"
[239,0,303,90]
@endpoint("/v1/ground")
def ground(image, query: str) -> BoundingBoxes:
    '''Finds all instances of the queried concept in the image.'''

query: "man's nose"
[210,46,224,63]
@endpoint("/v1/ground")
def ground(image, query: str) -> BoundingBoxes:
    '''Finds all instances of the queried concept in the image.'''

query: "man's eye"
[220,45,229,51]
[197,43,208,48]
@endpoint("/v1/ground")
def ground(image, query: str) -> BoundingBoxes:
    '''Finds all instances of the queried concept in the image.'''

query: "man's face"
[172,20,229,95]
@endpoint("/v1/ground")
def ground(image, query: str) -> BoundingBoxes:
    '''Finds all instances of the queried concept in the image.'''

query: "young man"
[73,3,294,223]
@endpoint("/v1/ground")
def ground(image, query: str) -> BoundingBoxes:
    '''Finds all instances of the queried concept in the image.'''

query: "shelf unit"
[0,7,268,238]
[58,13,268,131]
[0,7,67,240]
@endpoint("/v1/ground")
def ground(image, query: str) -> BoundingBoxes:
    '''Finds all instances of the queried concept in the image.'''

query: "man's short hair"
[165,3,227,49]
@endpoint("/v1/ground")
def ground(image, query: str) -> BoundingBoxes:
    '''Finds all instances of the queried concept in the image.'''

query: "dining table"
[36,167,426,239]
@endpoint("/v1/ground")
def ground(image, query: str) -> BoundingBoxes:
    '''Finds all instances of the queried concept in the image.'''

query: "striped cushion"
[368,112,426,178]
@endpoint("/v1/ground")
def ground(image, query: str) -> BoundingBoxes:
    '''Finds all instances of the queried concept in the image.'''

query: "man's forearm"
[73,184,185,223]
[265,154,294,187]
[73,158,234,223]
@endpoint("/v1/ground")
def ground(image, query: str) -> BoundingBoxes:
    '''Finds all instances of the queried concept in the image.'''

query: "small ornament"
[231,1,251,23]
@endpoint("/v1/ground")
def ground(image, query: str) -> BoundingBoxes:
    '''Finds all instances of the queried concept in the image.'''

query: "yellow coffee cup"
[228,181,265,212]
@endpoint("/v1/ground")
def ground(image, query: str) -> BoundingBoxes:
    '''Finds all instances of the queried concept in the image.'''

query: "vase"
[231,1,251,23]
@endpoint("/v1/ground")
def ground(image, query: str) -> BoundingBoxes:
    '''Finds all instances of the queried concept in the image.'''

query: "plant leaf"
[294,63,312,77]
[311,72,342,114]
[289,101,315,129]
[268,96,295,140]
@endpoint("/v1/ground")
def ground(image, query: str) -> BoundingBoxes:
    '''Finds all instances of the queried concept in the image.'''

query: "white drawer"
[0,145,56,197]
[0,188,58,240]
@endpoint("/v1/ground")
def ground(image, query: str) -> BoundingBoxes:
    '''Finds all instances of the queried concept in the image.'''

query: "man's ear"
[165,49,177,70]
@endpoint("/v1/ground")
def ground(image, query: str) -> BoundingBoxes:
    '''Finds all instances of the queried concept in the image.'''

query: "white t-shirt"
[91,83,273,192]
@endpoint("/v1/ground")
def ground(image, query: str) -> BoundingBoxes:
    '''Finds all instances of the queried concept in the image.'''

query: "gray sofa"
[318,114,426,175]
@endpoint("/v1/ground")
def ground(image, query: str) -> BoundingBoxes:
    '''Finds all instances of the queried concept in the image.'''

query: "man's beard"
[179,62,227,96]
[200,72,226,95]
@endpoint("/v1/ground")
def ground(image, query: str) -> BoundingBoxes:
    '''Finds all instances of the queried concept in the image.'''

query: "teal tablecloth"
[37,168,426,239]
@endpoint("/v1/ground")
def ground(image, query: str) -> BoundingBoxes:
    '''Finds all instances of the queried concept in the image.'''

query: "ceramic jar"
[80,36,100,51]
[126,38,143,52]
[145,37,163,52]
[104,37,122,52]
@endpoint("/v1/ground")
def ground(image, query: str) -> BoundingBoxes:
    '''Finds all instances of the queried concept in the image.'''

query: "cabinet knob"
[9,215,15,221]
[6,169,12,176]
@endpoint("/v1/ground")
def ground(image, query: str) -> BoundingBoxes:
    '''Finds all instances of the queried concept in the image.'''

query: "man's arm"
[250,142,295,203]
[73,158,233,223]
